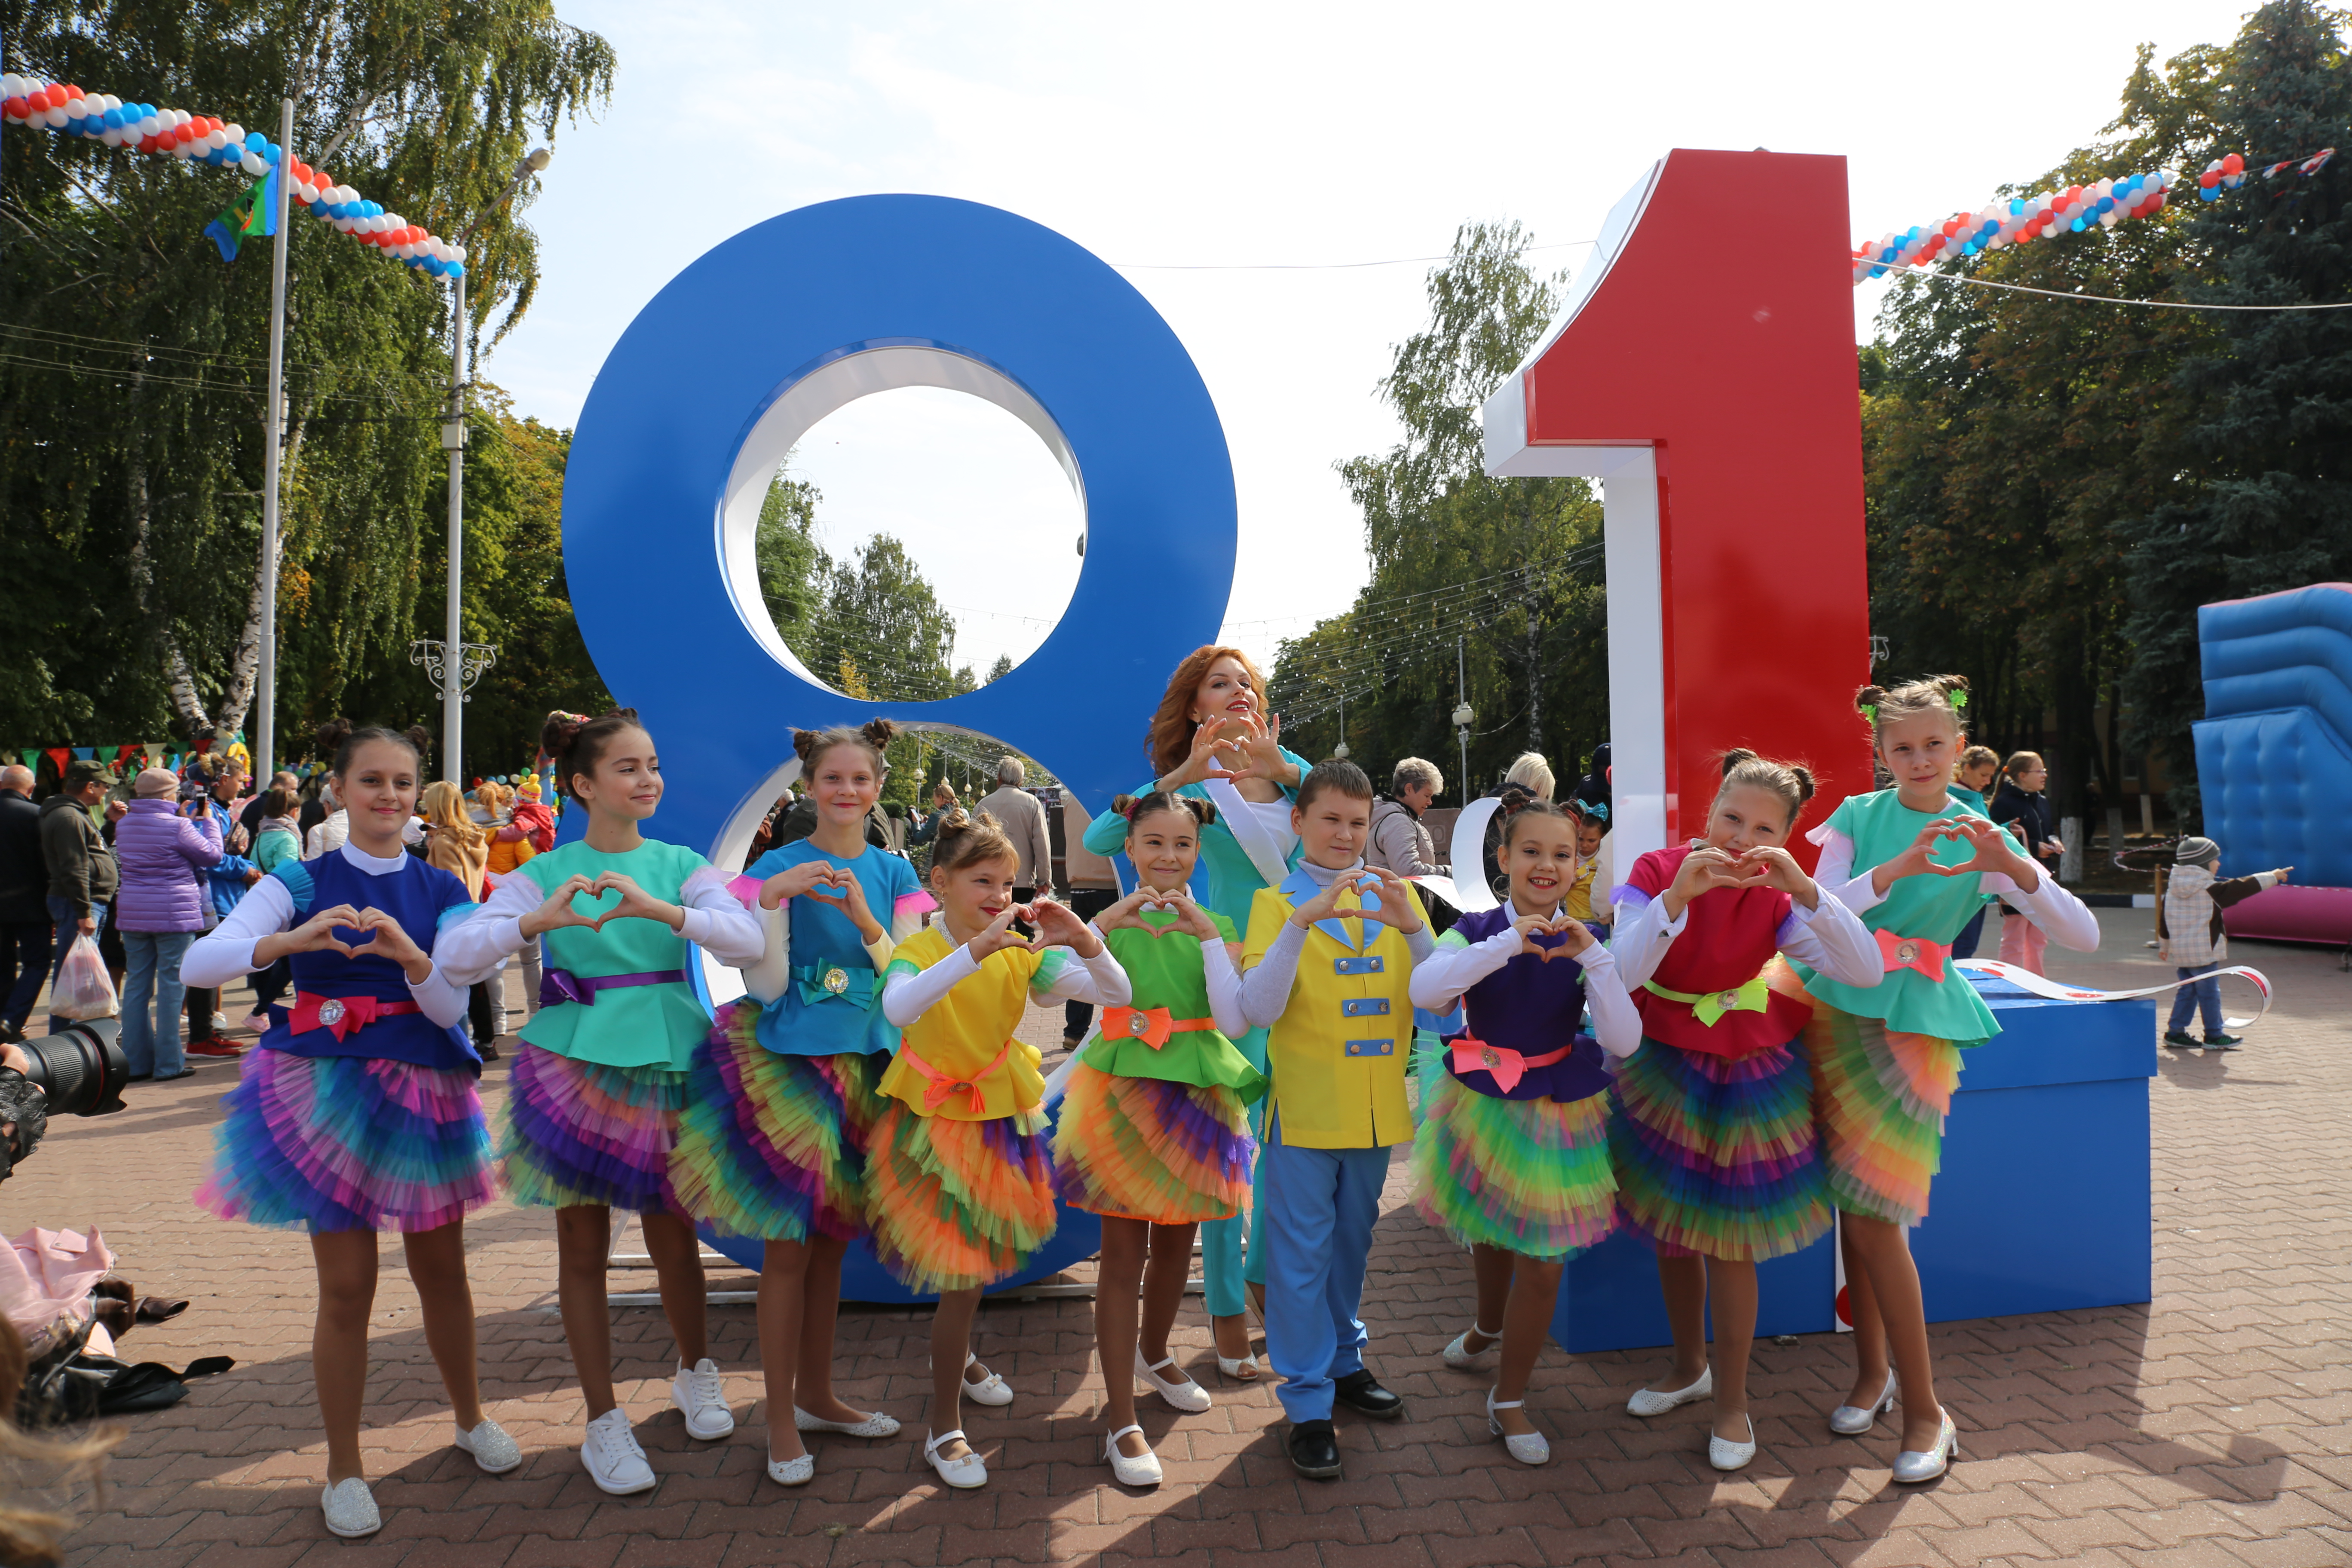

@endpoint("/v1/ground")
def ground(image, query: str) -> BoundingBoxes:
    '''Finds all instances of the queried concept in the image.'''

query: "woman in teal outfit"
[1082,644,1309,1378]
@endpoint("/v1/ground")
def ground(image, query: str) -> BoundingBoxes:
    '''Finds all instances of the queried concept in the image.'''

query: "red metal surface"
[1521,148,1874,861]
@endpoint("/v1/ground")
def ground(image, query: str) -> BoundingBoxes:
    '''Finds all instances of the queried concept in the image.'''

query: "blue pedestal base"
[1553,978,2156,1353]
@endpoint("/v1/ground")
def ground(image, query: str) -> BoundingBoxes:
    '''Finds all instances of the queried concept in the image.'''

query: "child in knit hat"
[2158,837,2291,1051]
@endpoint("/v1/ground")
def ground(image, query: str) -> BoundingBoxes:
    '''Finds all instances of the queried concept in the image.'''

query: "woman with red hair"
[1081,644,1311,1381]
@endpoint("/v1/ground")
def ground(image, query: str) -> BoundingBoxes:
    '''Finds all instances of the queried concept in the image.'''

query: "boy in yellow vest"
[1238,759,1432,1479]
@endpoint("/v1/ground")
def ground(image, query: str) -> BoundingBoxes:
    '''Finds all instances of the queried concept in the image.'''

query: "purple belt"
[539,968,688,1008]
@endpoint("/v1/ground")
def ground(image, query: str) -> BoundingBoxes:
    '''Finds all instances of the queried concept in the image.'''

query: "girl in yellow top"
[874,808,1131,1491]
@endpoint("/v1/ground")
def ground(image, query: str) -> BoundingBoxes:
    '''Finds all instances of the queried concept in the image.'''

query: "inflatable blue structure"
[2195,584,2352,890]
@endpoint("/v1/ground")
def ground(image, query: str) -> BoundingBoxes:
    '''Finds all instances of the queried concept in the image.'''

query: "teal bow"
[794,963,876,1008]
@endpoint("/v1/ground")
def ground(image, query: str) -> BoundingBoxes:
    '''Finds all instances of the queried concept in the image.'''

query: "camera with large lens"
[0,1018,130,1181]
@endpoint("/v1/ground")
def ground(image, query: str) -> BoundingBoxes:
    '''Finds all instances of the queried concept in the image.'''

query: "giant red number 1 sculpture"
[1482,149,1872,865]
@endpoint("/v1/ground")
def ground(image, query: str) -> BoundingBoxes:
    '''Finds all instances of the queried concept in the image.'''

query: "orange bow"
[900,1038,1014,1117]
[1875,927,1951,981]
[1099,1006,1215,1049]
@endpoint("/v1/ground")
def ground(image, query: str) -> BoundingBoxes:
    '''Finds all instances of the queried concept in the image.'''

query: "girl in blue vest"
[670,720,929,1486]
[1794,677,2098,1482]
[1081,645,1310,1380]
[186,725,510,1540]
[437,710,763,1498]
[1406,801,1640,1466]
[1607,752,1881,1473]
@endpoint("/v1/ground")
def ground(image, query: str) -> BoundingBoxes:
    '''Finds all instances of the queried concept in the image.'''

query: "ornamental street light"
[415,145,550,781]
[1453,636,1474,797]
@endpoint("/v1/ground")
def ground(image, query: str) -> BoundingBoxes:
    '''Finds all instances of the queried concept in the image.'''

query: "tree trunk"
[123,376,215,734]
[1523,586,1544,756]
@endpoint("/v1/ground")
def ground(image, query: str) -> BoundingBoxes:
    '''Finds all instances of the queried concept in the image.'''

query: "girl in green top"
[1053,790,1263,1485]
[1794,675,2098,1484]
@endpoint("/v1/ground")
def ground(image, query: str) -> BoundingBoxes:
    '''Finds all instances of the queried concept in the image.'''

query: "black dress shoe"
[1288,1418,1342,1479]
[1334,1369,1404,1421]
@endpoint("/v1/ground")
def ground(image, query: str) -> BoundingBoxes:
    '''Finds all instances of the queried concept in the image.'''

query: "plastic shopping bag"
[52,935,118,1020]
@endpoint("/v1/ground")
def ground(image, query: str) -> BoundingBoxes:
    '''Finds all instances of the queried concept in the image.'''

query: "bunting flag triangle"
[144,744,165,766]
[70,747,93,762]
[16,750,34,770]
[44,748,70,776]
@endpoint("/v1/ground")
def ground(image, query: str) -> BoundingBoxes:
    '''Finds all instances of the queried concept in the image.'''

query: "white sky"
[491,0,2243,683]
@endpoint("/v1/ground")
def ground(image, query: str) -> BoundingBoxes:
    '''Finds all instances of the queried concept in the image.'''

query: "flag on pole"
[204,159,279,261]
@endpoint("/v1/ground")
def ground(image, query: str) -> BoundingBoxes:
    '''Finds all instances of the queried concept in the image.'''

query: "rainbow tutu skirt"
[499,1042,687,1214]
[1800,1003,1963,1228]
[1609,1036,1831,1262]
[1050,1063,1254,1227]
[670,1000,882,1243]
[193,1048,496,1234]
[1410,1063,1615,1260]
[866,1099,1056,1295]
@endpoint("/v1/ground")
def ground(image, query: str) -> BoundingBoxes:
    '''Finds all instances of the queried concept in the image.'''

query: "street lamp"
[1452,636,1473,797]
[414,146,551,782]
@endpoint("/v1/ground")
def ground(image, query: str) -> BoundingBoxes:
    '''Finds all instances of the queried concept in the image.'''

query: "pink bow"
[1875,927,1950,981]
[287,992,416,1043]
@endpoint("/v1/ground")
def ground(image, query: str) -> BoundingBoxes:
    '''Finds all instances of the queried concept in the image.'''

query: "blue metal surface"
[1553,986,2156,1353]
[563,196,1236,1301]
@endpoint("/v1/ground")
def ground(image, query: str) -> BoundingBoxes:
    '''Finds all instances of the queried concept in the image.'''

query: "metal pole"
[254,95,294,784]
[1455,636,1470,794]
[441,266,466,783]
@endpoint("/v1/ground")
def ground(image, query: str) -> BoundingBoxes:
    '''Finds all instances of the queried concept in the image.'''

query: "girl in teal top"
[1795,675,2098,1485]
[438,709,763,1499]
[670,720,930,1486]
[1080,644,1307,1379]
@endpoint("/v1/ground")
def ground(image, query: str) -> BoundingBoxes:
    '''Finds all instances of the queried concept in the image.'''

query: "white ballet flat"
[765,1447,815,1486]
[1443,1323,1502,1370]
[1626,1365,1713,1417]
[1829,1370,1898,1437]
[1216,1353,1261,1381]
[1103,1422,1164,1487]
[924,1428,988,1489]
[1708,1413,1758,1473]
[1136,1348,1213,1414]
[1892,1412,1959,1483]
[946,1351,1013,1407]
[1486,1390,1550,1467]
[795,1405,901,1438]
[320,1476,380,1538]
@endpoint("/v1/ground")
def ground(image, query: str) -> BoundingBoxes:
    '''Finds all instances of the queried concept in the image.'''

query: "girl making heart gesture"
[1050,791,1262,1486]
[1405,800,1641,1467]
[872,808,1131,1490]
[436,710,763,1498]
[1791,677,2098,1482]
[185,725,513,1540]
[670,720,930,1486]
[1605,751,1880,1475]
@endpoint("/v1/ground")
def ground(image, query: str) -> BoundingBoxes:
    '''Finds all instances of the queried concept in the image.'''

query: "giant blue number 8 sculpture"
[563,195,1239,1299]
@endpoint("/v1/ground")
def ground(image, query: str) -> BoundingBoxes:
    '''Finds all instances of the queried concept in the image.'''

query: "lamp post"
[413,146,550,783]
[1452,636,1473,796]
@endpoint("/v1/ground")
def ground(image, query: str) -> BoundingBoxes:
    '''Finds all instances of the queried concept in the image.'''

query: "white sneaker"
[1104,1423,1163,1486]
[581,1408,657,1495]
[1626,1365,1713,1418]
[671,1357,735,1439]
[1443,1324,1502,1370]
[924,1427,988,1489]
[453,1418,522,1474]
[320,1476,380,1538]
[1135,1348,1213,1414]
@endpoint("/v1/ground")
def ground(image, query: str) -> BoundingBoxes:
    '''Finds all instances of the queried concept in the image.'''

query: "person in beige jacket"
[1057,797,1123,1047]
[975,757,1055,906]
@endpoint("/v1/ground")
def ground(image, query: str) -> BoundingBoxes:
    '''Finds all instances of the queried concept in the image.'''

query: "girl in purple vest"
[186,726,510,1541]
[1605,752,1880,1472]
[1406,801,1640,1466]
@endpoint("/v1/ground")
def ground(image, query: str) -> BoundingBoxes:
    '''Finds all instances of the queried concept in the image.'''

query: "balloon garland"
[1854,147,2337,285]
[1,74,469,281]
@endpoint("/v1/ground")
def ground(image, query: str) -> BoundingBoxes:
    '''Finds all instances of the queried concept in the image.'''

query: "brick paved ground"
[12,910,2349,1567]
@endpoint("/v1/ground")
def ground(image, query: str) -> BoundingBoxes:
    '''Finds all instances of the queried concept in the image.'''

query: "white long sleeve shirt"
[1607,878,1883,993]
[433,862,764,987]
[1407,916,1644,1058]
[879,932,1131,1028]
[180,840,470,1028]
[1809,824,2101,952]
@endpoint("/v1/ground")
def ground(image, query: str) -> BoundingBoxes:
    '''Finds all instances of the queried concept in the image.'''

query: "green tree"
[1274,222,1608,796]
[752,463,822,647]
[0,0,612,754]
[985,652,1014,684]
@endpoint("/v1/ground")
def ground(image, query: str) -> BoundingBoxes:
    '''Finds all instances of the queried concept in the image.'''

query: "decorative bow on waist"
[1875,928,1950,981]
[899,1038,1014,1117]
[539,968,686,1008]
[287,992,419,1042]
[1642,975,1771,1026]
[794,964,876,1007]
[1099,1006,1214,1049]
[1447,1036,1572,1094]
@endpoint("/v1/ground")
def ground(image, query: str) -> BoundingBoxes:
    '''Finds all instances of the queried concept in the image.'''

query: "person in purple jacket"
[1405,801,1643,1468]
[111,768,225,1082]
